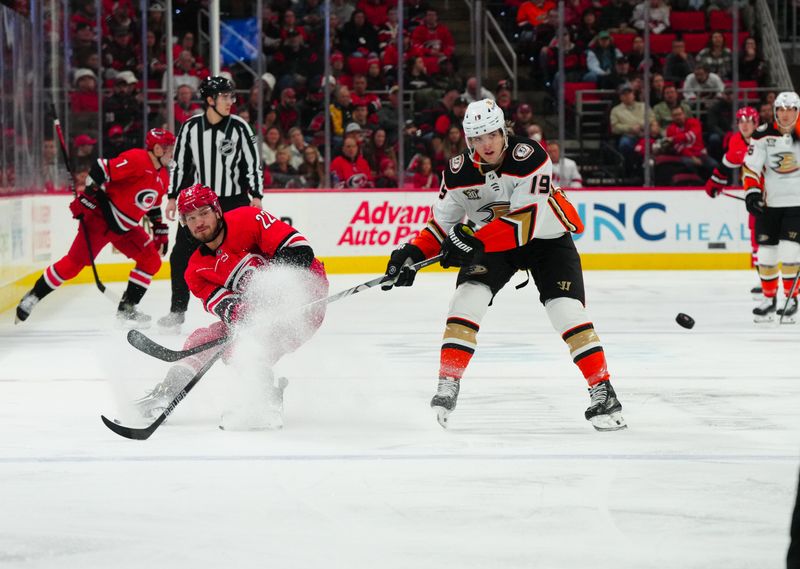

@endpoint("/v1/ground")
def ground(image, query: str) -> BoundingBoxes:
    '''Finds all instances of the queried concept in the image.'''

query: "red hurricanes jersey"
[97,148,169,231]
[185,206,327,322]
[722,131,749,169]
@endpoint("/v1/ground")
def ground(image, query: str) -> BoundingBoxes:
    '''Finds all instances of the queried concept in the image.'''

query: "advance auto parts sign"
[262,192,435,257]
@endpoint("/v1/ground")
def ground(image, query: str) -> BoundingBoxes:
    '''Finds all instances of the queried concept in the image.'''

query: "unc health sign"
[262,188,750,268]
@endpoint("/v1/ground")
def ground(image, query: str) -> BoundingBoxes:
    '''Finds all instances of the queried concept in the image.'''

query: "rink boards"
[0,187,751,312]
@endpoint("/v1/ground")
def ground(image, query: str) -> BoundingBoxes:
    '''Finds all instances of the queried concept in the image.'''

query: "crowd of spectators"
[56,0,776,190]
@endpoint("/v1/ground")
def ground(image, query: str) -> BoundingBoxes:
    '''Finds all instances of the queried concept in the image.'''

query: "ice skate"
[778,297,798,324]
[585,380,627,432]
[157,311,185,334]
[135,365,194,419]
[753,297,777,323]
[430,378,460,428]
[116,303,152,329]
[219,376,288,431]
[14,291,40,324]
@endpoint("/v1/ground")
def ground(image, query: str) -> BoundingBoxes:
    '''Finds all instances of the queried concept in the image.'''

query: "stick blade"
[101,415,155,440]
[126,329,181,362]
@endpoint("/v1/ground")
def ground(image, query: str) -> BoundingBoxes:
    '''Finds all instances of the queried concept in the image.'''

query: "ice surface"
[0,270,797,568]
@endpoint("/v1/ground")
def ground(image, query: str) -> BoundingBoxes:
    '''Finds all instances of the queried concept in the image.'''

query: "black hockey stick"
[51,104,119,303]
[127,254,444,362]
[101,347,224,440]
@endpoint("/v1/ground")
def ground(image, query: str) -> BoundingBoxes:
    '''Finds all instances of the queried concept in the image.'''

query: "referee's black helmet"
[199,76,234,102]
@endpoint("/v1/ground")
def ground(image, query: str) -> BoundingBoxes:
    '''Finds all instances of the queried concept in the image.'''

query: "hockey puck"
[676,313,695,329]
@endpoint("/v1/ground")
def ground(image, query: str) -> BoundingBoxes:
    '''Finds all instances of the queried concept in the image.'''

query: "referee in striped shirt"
[158,76,264,332]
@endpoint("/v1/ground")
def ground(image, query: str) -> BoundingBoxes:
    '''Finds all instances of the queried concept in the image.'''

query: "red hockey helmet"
[146,128,176,150]
[177,184,221,221]
[736,106,759,123]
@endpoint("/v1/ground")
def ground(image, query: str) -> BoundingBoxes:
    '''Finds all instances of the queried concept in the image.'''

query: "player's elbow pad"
[273,245,315,268]
[88,161,107,188]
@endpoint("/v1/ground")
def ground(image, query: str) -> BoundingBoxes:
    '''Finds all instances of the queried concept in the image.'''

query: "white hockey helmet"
[462,98,508,163]
[774,91,800,129]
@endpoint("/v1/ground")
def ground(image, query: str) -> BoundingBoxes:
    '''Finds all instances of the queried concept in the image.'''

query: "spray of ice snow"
[221,263,325,430]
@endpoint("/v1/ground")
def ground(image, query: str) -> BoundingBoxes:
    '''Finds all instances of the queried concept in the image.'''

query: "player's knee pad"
[544,296,590,335]
[758,244,779,267]
[780,240,800,264]
[448,281,493,324]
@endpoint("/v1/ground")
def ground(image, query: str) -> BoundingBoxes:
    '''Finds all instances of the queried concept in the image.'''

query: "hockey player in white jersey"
[381,98,626,431]
[743,91,800,322]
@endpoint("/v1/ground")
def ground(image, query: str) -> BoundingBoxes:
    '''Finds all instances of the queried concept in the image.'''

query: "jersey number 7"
[530,175,551,194]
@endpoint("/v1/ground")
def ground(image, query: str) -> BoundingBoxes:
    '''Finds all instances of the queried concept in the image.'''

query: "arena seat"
[723,31,750,50]
[610,33,636,54]
[649,33,677,56]
[709,9,734,31]
[682,32,709,54]
[670,11,706,32]
[564,82,598,106]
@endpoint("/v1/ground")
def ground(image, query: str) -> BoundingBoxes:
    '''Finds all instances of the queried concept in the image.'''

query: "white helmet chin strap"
[467,129,509,167]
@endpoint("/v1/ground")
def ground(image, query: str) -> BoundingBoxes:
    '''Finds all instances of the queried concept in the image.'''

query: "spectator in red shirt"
[175,84,202,124]
[331,136,373,188]
[375,157,398,188]
[410,155,439,189]
[411,8,454,60]
[664,106,718,178]
[378,6,399,51]
[70,68,99,114]
[351,73,381,113]
[357,0,391,27]
[433,92,468,136]
[517,0,556,28]
[276,87,301,134]
[280,10,310,43]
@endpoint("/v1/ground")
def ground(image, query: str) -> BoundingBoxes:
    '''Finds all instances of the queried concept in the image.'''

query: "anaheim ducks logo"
[512,143,534,161]
[477,201,510,224]
[134,189,159,210]
[450,154,464,173]
[770,152,800,174]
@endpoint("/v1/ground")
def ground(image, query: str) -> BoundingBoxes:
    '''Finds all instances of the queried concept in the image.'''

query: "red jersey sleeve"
[102,149,149,183]
[723,132,748,169]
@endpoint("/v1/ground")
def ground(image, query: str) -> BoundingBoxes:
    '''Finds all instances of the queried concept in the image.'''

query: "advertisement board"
[0,188,752,312]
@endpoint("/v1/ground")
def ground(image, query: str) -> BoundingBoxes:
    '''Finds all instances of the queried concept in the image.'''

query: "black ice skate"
[157,311,185,334]
[753,297,777,323]
[14,290,40,324]
[430,378,460,428]
[585,380,627,432]
[117,300,152,329]
[135,365,194,419]
[778,297,798,324]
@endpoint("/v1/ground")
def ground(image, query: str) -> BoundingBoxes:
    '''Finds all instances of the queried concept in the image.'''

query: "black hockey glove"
[745,191,765,216]
[381,243,425,290]
[440,224,484,269]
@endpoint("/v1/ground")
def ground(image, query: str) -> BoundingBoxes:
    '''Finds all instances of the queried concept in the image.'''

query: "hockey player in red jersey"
[136,184,329,429]
[705,106,760,274]
[382,98,626,431]
[15,128,176,327]
[742,91,800,323]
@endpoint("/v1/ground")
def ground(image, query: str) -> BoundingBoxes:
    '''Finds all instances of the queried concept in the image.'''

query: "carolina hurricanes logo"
[477,201,510,224]
[770,152,800,174]
[135,189,159,210]
[348,173,369,188]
